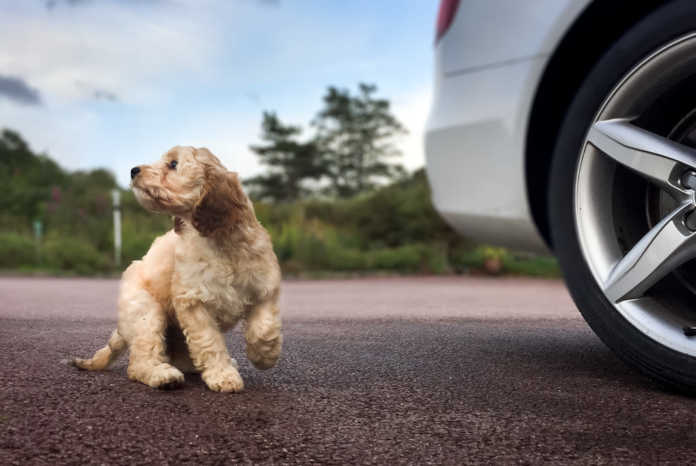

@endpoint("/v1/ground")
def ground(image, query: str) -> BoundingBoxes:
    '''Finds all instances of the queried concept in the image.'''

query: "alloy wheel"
[576,33,696,357]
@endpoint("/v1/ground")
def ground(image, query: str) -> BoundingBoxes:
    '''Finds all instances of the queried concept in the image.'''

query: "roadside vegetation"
[0,83,558,278]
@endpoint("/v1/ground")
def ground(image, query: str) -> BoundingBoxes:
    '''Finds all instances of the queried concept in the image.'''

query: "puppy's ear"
[192,170,250,236]
[193,147,222,167]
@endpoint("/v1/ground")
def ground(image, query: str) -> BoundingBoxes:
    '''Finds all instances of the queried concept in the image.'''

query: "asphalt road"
[1,276,694,464]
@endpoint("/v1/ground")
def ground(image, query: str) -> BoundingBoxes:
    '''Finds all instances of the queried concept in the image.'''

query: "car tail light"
[435,0,460,44]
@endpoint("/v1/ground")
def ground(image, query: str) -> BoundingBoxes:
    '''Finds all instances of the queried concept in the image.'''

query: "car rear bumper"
[425,55,550,253]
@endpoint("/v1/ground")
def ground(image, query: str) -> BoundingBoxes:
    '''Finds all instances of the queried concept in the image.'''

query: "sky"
[1,0,438,187]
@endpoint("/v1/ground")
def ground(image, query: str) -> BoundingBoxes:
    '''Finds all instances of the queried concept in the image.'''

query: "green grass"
[502,254,561,278]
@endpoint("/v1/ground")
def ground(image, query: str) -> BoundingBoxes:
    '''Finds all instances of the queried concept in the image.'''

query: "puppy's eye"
[168,160,178,170]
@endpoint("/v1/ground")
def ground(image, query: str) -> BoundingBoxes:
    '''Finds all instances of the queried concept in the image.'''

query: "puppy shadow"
[178,372,206,389]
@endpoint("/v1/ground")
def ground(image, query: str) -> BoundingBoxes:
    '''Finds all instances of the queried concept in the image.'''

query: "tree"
[0,129,66,221]
[313,83,407,198]
[245,112,324,202]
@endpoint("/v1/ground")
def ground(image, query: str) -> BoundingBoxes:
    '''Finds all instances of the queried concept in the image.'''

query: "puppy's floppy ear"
[192,147,222,166]
[192,169,250,236]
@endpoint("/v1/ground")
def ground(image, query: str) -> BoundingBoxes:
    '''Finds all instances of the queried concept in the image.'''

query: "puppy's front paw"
[146,363,185,389]
[202,365,244,393]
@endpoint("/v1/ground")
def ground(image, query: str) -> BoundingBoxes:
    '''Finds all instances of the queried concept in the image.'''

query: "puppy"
[72,146,282,392]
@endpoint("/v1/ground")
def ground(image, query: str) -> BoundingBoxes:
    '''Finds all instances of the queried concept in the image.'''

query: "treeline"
[0,83,558,277]
[245,83,406,201]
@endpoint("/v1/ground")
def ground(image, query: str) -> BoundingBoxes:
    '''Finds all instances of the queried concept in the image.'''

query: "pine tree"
[313,83,406,198]
[245,112,324,201]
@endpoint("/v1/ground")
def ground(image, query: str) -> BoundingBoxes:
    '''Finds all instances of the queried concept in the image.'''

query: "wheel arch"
[525,0,668,250]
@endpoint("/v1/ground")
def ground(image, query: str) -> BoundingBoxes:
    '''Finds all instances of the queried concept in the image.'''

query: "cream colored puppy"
[72,146,282,392]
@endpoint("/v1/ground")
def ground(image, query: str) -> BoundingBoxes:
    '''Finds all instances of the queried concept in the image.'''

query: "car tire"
[549,0,696,393]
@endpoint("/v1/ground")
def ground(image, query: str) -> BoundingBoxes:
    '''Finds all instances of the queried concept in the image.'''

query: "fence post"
[112,189,122,267]
[33,219,42,264]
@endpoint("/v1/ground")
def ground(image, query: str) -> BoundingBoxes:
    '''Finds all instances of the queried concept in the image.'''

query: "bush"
[42,237,111,274]
[502,253,560,277]
[368,243,449,273]
[369,246,420,270]
[448,245,559,276]
[122,233,157,265]
[0,232,37,268]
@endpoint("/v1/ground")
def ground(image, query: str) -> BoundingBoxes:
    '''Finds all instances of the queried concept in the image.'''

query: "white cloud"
[0,2,218,106]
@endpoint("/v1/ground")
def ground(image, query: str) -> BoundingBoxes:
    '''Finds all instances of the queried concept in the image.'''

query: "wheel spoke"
[604,203,696,302]
[587,119,696,198]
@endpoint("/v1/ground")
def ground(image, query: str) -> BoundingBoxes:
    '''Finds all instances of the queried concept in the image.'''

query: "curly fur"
[72,146,282,392]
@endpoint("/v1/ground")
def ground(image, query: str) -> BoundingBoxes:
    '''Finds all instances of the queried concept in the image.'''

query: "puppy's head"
[131,146,251,236]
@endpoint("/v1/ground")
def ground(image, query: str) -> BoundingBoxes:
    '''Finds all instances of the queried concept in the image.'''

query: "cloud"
[75,80,118,102]
[93,89,118,102]
[0,75,42,105]
[44,0,91,9]
[1,2,217,106]
[44,0,167,9]
[392,86,431,171]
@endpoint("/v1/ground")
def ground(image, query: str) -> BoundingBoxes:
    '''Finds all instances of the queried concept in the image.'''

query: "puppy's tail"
[70,329,126,371]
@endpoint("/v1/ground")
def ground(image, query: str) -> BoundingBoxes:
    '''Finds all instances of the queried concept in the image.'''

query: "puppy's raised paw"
[202,365,244,393]
[147,363,185,389]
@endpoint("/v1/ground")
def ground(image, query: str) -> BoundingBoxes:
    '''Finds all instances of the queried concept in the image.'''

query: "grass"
[502,254,561,278]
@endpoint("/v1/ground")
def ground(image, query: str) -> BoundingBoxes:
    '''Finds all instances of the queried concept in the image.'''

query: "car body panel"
[425,0,593,252]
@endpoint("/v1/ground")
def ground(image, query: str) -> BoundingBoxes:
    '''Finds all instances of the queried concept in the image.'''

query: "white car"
[426,0,696,392]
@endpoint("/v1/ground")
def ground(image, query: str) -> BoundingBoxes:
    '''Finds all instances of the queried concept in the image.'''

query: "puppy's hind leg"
[71,329,126,370]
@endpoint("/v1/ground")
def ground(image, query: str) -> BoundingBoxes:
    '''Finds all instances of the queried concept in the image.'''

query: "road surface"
[0,276,692,464]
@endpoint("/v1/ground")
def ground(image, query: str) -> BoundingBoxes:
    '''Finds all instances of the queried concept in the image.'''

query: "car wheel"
[549,0,696,392]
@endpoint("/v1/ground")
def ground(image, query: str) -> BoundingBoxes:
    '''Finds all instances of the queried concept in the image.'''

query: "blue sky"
[1,0,438,187]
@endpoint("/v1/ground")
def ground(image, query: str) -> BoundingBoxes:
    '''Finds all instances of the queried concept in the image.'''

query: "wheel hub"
[575,33,696,357]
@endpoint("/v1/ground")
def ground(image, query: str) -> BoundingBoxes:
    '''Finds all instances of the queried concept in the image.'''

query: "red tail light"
[435,0,460,43]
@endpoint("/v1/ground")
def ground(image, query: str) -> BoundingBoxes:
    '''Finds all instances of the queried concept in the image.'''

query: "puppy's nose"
[130,166,141,179]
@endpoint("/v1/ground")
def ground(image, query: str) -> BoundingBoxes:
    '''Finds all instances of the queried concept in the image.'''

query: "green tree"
[0,129,66,223]
[245,112,324,202]
[313,83,407,198]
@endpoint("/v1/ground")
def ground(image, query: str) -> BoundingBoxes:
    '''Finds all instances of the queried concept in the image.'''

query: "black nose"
[130,166,141,179]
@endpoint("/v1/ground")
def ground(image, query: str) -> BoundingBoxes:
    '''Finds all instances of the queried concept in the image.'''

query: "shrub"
[502,253,560,277]
[370,245,421,270]
[322,243,368,270]
[448,244,486,272]
[42,237,110,274]
[0,232,37,268]
[369,243,449,273]
[122,233,158,265]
